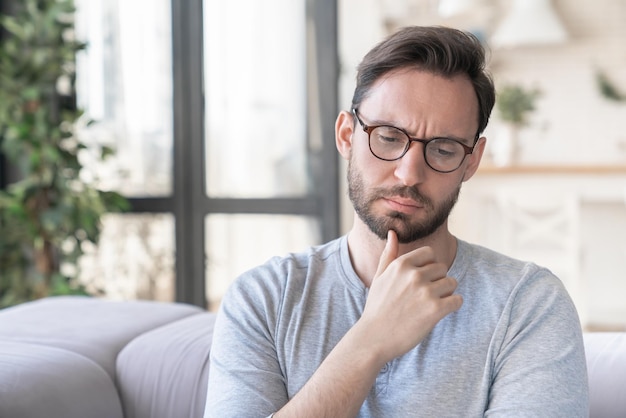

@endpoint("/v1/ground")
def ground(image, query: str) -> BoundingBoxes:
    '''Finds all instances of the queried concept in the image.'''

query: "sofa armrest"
[584,332,626,418]
[0,296,203,378]
[0,341,123,418]
[116,312,217,418]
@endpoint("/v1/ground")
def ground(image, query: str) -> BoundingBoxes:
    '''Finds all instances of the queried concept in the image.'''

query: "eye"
[427,139,462,158]
[372,126,406,145]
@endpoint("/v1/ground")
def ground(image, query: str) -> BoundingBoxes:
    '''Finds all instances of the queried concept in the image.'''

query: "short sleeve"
[485,270,589,417]
[203,263,289,418]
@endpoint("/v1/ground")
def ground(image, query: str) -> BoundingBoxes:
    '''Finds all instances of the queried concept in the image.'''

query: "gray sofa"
[0,296,215,418]
[0,296,624,418]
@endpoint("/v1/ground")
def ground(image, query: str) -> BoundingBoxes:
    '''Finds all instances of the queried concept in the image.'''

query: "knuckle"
[419,247,437,263]
[446,276,458,290]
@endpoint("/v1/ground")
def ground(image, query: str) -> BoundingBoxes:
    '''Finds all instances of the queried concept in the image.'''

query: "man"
[204,26,588,417]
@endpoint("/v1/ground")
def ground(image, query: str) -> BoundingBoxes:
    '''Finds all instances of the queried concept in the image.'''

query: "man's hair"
[351,26,496,137]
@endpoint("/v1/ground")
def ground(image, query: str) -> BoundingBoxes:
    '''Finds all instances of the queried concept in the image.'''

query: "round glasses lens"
[425,138,466,171]
[369,126,409,160]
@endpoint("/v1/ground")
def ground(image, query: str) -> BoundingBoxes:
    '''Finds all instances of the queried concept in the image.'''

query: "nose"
[393,141,428,186]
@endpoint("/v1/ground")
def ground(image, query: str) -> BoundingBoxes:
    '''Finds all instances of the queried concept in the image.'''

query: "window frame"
[142,0,339,307]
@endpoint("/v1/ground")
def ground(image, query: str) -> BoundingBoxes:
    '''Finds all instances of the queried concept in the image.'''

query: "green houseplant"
[492,83,541,166]
[0,0,128,307]
[496,84,542,128]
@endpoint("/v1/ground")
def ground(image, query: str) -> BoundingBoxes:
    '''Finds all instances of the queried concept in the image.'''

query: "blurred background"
[1,0,624,331]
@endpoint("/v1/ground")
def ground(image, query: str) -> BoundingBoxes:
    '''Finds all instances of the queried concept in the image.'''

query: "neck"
[346,217,457,288]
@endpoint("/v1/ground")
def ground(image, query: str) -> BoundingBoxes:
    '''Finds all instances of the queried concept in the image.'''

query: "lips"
[382,196,425,213]
[385,197,422,208]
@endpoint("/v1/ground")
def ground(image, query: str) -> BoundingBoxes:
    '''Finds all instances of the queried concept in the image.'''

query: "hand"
[358,230,463,363]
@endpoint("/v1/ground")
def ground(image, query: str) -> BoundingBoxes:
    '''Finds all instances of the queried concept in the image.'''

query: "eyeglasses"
[352,108,477,173]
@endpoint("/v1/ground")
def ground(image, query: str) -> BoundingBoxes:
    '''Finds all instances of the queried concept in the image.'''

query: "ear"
[335,110,355,161]
[462,136,486,182]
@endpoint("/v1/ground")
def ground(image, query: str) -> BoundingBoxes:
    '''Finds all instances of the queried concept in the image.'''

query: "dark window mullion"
[171,0,206,307]
[172,0,339,308]
[310,0,339,242]
[204,197,320,216]
[127,197,175,213]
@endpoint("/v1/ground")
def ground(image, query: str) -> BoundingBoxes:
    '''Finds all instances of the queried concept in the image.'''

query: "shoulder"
[234,235,344,285]
[456,239,536,272]
[454,239,578,326]
[455,239,564,291]
[222,236,346,310]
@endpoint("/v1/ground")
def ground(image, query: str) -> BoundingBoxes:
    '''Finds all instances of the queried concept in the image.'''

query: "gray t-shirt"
[204,236,589,417]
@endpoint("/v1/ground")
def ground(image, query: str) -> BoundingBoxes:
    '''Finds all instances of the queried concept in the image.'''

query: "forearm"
[274,323,385,418]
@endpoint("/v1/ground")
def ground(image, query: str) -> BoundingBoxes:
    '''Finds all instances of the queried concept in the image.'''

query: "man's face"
[341,68,483,244]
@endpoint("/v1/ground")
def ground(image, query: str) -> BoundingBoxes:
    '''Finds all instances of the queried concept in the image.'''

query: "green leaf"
[21,87,41,101]
[101,145,116,160]
[595,70,626,102]
[0,16,27,39]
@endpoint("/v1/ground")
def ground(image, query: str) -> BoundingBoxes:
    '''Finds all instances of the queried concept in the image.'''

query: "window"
[73,0,339,308]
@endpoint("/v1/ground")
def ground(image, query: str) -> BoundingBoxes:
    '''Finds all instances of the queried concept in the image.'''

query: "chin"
[375,212,446,244]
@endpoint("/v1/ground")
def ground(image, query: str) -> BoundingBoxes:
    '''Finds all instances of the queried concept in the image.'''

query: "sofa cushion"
[116,312,216,418]
[0,341,124,418]
[0,296,203,378]
[584,332,626,418]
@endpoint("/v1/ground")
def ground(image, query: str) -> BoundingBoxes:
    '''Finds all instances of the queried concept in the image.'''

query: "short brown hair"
[352,26,495,137]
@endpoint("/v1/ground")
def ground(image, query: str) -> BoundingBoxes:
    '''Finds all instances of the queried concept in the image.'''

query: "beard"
[347,159,460,244]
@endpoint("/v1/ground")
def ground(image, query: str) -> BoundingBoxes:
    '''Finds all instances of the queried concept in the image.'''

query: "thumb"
[374,230,399,279]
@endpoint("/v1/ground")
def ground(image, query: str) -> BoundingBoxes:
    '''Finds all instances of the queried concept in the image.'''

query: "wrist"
[347,318,392,370]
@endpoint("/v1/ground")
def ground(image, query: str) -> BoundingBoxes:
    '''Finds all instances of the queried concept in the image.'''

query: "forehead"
[360,68,479,136]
